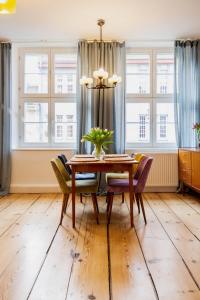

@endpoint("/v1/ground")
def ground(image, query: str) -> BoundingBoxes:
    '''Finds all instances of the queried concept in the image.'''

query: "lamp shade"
[0,0,16,14]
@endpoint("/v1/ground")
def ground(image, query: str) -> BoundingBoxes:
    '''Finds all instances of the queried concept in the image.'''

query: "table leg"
[72,166,76,228]
[129,165,134,227]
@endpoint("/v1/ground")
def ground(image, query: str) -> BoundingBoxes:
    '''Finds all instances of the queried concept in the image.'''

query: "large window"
[126,49,176,148]
[19,48,77,147]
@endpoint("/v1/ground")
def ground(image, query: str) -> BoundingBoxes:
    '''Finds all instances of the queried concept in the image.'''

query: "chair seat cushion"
[67,179,98,193]
[106,172,128,183]
[75,173,96,180]
[107,178,138,193]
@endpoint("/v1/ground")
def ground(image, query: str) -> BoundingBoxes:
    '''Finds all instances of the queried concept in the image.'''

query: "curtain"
[174,40,200,147]
[0,43,11,195]
[77,40,126,154]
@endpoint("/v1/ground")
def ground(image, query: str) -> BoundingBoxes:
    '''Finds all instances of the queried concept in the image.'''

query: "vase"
[92,145,105,160]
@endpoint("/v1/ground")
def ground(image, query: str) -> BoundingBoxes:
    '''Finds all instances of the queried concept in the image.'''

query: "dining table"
[67,154,138,228]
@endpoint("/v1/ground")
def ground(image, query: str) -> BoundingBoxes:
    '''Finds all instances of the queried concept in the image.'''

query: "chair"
[58,154,96,180]
[105,153,145,202]
[58,154,96,203]
[51,158,99,226]
[106,156,153,225]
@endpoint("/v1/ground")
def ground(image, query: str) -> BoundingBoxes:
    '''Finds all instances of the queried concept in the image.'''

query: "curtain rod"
[80,39,124,43]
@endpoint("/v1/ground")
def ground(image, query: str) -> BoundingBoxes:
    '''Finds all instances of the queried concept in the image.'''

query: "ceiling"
[0,0,200,42]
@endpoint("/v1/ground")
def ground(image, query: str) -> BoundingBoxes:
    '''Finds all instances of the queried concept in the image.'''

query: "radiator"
[145,153,178,187]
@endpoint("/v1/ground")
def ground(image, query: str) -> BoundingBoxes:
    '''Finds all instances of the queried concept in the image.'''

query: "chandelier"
[80,19,122,90]
[0,0,16,14]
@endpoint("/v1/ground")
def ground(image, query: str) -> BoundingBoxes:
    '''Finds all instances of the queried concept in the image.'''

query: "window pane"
[126,54,150,94]
[54,103,76,143]
[24,124,48,143]
[54,54,76,94]
[126,103,150,143]
[24,102,48,143]
[24,54,48,94]
[24,102,48,122]
[156,103,176,143]
[156,53,174,94]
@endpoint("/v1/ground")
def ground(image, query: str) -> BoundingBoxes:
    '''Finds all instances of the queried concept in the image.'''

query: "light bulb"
[93,68,108,79]
[108,74,122,85]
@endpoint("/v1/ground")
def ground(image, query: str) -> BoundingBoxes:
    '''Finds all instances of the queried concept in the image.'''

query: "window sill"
[12,148,76,151]
[12,147,178,154]
[126,147,178,153]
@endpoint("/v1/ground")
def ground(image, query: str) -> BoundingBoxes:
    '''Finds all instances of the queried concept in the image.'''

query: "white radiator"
[127,151,179,191]
[146,153,178,187]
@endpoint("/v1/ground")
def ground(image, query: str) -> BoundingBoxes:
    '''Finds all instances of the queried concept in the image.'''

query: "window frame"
[126,47,176,149]
[18,47,77,149]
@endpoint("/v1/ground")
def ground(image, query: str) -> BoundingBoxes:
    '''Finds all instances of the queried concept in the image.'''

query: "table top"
[67,155,138,165]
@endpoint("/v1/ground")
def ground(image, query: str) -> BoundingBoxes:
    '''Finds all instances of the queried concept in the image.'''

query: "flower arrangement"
[193,122,200,142]
[81,128,114,158]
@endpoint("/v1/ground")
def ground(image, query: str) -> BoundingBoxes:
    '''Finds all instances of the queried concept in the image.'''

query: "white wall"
[10,150,178,193]
[10,150,74,193]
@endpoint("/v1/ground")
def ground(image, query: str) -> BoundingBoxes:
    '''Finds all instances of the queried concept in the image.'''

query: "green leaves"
[81,127,114,148]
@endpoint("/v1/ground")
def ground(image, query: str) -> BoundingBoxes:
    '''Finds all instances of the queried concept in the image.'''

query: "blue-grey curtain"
[0,43,11,195]
[174,40,200,147]
[77,40,126,154]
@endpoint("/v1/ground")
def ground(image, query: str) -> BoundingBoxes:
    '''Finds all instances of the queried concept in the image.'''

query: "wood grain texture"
[0,193,199,300]
[109,196,157,300]
[133,194,200,300]
[145,193,200,288]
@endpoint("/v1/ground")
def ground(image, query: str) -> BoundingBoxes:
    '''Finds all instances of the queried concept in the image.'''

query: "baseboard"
[144,186,177,192]
[10,184,60,193]
[10,184,178,194]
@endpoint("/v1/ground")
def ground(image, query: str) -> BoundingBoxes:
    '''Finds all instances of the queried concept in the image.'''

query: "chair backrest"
[50,158,70,194]
[131,153,145,173]
[134,155,149,180]
[58,154,72,175]
[135,157,153,193]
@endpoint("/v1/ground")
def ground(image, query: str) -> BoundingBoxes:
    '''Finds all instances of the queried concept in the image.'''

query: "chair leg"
[64,194,69,213]
[135,193,140,214]
[106,192,111,213]
[122,192,125,203]
[91,193,99,224]
[80,193,83,203]
[95,195,99,214]
[60,194,69,225]
[107,193,114,225]
[138,193,147,224]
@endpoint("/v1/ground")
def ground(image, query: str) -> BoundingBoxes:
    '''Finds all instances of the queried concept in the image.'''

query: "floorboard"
[0,193,199,300]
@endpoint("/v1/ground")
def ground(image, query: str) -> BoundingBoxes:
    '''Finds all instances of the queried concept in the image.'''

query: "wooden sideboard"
[178,148,200,193]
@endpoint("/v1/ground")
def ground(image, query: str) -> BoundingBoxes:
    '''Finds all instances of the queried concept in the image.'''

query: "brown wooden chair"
[51,158,99,226]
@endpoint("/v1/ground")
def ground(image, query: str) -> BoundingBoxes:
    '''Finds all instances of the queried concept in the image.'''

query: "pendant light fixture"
[80,19,122,90]
[0,0,16,14]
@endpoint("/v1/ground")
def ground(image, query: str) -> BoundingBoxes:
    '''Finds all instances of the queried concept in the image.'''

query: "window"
[126,102,150,143]
[156,102,176,143]
[126,48,176,148]
[19,48,77,147]
[126,53,150,95]
[24,53,48,94]
[54,102,76,143]
[156,53,174,95]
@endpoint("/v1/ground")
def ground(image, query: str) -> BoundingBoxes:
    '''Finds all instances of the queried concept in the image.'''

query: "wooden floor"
[0,193,200,300]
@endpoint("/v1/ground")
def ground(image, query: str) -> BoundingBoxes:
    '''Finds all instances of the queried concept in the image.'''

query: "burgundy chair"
[106,156,153,225]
